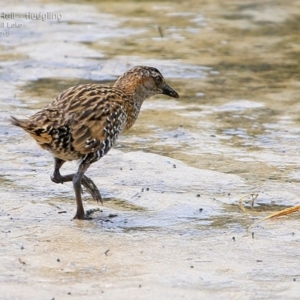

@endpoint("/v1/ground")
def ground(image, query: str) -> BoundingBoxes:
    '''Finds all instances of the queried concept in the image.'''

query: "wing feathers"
[11,84,130,159]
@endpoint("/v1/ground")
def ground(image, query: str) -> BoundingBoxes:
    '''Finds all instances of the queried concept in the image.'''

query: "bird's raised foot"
[81,176,103,204]
[51,171,64,184]
[50,171,102,203]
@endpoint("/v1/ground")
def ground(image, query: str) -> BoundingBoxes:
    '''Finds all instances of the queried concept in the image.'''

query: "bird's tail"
[10,116,32,131]
[10,116,52,144]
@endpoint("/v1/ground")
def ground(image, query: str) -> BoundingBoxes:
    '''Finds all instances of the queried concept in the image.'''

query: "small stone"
[108,213,118,218]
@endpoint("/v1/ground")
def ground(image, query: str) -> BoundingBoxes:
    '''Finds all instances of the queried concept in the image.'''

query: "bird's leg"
[61,173,102,203]
[50,157,65,183]
[50,157,102,203]
[73,163,94,220]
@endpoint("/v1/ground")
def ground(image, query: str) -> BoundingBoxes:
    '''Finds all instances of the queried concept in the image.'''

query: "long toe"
[91,191,102,203]
[81,176,103,204]
[73,214,92,220]
[73,208,101,220]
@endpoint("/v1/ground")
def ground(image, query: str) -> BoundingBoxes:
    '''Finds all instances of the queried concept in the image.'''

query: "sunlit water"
[1,1,300,298]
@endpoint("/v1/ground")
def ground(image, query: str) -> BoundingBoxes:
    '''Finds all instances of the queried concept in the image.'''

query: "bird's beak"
[161,83,179,98]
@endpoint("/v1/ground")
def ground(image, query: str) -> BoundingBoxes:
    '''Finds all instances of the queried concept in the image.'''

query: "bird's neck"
[114,79,150,102]
[124,91,145,131]
[113,80,150,130]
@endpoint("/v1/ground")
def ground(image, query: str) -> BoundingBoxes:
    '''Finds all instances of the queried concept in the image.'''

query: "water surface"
[1,0,300,299]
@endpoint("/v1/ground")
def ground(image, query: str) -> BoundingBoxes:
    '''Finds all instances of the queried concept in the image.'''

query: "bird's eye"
[155,76,162,84]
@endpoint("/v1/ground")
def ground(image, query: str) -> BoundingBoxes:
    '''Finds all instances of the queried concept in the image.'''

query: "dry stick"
[239,194,300,220]
[239,194,300,231]
[262,204,300,220]
[248,205,300,231]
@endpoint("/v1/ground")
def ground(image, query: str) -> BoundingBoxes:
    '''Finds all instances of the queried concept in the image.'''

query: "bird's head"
[114,66,179,101]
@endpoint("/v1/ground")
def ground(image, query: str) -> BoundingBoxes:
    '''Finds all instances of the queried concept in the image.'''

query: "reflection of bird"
[10,66,179,220]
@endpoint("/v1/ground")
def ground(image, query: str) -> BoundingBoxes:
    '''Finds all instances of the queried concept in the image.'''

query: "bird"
[10,66,179,220]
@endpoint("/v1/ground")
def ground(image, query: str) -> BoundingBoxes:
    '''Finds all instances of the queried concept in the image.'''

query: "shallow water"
[1,0,300,299]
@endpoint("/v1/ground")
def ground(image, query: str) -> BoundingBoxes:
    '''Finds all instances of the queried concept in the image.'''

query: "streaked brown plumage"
[10,66,179,220]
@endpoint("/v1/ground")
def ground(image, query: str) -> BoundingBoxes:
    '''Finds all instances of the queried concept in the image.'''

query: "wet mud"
[1,0,300,299]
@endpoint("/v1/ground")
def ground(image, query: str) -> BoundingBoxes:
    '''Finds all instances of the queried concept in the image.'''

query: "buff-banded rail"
[11,66,179,220]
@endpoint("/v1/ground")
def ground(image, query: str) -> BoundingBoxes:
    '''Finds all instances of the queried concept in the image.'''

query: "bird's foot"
[81,176,103,204]
[51,171,64,184]
[73,208,102,220]
[51,172,102,203]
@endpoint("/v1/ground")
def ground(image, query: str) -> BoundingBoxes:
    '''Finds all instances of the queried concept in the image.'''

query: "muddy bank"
[1,0,300,299]
[1,149,299,299]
